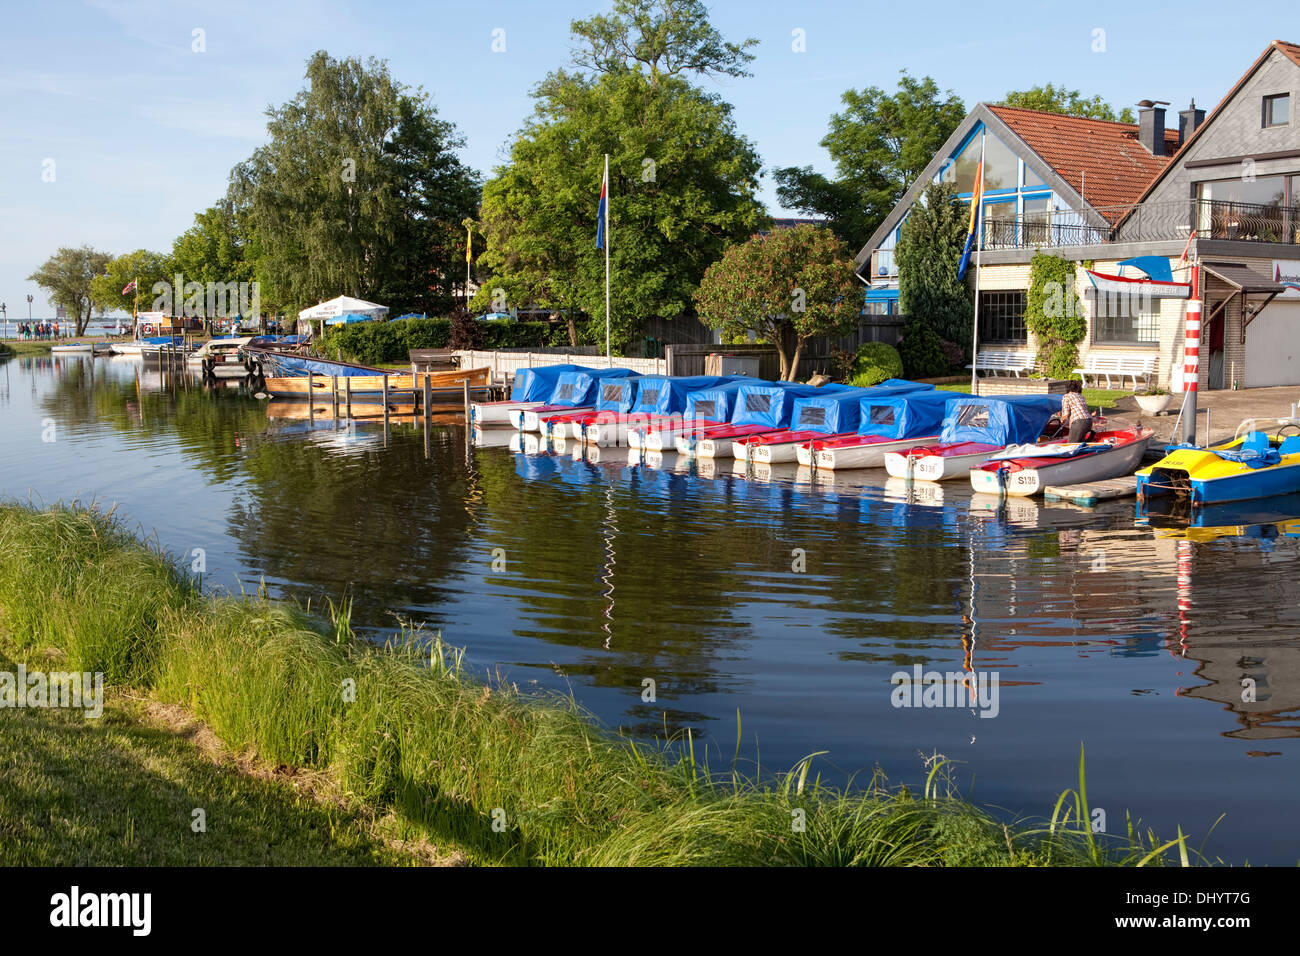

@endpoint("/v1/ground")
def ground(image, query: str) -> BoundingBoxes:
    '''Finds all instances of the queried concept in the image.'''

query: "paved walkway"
[1105,385,1300,446]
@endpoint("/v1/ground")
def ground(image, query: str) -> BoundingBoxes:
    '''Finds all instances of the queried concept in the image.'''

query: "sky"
[1,0,1294,318]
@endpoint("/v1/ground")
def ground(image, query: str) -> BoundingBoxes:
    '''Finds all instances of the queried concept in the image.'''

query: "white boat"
[472,399,541,426]
[968,427,1154,497]
[51,342,94,354]
[884,443,1005,481]
[810,435,938,470]
[188,337,254,378]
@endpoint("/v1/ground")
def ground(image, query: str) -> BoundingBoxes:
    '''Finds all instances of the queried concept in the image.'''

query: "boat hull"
[885,448,994,481]
[473,399,540,425]
[971,432,1153,497]
[812,436,937,471]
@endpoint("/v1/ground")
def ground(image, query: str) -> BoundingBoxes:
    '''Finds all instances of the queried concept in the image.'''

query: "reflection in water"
[5,353,1300,861]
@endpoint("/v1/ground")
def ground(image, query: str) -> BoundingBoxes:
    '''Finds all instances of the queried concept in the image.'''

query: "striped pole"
[1180,263,1201,445]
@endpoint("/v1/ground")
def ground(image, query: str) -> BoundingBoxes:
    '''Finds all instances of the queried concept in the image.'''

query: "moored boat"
[1136,418,1300,505]
[517,366,636,431]
[694,380,854,459]
[970,425,1154,496]
[884,394,1063,481]
[473,364,588,426]
[748,381,935,464]
[801,389,966,470]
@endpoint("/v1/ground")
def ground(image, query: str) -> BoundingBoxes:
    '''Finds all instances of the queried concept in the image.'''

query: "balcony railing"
[982,199,1300,250]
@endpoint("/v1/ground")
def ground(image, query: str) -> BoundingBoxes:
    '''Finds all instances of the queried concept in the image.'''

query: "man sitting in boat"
[1062,381,1094,442]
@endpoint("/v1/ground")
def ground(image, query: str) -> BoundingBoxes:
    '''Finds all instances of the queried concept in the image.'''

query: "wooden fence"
[664,317,906,378]
[453,349,666,383]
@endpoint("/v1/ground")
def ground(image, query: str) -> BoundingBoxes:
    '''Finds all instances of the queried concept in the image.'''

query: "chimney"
[1178,99,1206,148]
[1137,100,1170,156]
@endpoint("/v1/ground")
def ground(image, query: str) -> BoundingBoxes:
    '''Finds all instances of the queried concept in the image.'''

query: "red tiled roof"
[1274,39,1300,69]
[987,104,1179,221]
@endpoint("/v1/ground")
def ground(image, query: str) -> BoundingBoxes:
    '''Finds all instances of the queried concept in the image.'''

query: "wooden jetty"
[1043,476,1139,507]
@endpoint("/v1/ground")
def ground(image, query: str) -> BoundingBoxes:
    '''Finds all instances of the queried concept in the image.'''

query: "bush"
[897,322,949,379]
[848,342,904,387]
[940,338,966,371]
[448,307,483,351]
[319,317,558,364]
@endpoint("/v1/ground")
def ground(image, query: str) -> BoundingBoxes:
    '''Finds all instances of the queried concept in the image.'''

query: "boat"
[263,366,491,400]
[629,377,767,451]
[1135,418,1300,504]
[516,367,637,431]
[111,334,189,357]
[547,375,642,442]
[747,382,935,464]
[800,389,969,470]
[472,364,589,426]
[691,381,856,459]
[188,336,256,378]
[51,342,95,354]
[590,375,738,445]
[969,425,1154,496]
[884,394,1064,481]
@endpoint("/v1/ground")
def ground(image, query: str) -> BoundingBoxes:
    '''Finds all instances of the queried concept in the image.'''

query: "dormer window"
[1263,93,1290,127]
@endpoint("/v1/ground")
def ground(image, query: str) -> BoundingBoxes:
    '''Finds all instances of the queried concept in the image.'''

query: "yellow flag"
[466,226,472,264]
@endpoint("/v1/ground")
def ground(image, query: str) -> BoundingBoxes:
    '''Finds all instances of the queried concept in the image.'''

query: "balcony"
[981,199,1300,250]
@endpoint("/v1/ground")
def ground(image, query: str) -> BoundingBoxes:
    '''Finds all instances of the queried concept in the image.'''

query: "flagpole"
[133,276,139,340]
[968,131,986,394]
[604,153,611,360]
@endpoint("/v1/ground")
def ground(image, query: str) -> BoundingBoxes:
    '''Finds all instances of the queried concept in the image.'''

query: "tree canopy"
[229,51,480,315]
[90,249,174,318]
[1000,84,1136,124]
[774,73,966,248]
[28,246,112,335]
[569,0,757,82]
[895,182,973,352]
[695,224,860,381]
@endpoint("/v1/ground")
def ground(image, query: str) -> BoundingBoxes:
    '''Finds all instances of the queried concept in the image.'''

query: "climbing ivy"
[1024,252,1087,379]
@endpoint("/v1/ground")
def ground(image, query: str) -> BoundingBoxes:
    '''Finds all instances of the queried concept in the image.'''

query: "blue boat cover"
[262,353,382,377]
[511,364,589,402]
[788,381,935,435]
[938,394,1062,445]
[594,375,642,413]
[682,377,772,423]
[857,389,970,439]
[731,380,924,428]
[548,367,638,407]
[629,375,738,416]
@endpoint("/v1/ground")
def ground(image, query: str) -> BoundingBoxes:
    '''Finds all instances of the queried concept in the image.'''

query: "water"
[1,320,128,337]
[3,353,1299,863]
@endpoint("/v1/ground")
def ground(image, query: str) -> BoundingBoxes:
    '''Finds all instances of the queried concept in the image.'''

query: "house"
[856,40,1300,389]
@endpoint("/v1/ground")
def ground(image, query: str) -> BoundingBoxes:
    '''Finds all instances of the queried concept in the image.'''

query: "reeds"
[0,502,1211,866]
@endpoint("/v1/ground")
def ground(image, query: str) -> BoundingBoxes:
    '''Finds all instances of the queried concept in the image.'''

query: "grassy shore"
[0,503,1204,866]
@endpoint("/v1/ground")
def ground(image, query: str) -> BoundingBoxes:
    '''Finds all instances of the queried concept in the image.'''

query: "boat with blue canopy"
[630,377,768,451]
[519,367,638,431]
[583,374,738,445]
[545,375,643,441]
[472,364,590,426]
[798,388,969,470]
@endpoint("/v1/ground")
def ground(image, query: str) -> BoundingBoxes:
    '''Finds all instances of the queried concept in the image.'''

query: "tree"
[895,182,973,351]
[28,246,111,335]
[695,224,860,380]
[472,4,764,351]
[774,73,965,247]
[1000,84,1135,124]
[90,249,174,318]
[171,202,252,288]
[229,51,480,315]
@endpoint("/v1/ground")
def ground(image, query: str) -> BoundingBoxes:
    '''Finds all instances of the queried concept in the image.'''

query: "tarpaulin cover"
[511,364,589,402]
[938,394,1062,446]
[629,375,738,416]
[788,381,935,435]
[731,380,922,428]
[857,389,968,439]
[682,377,771,423]
[548,367,638,407]
[595,375,642,413]
[261,353,384,377]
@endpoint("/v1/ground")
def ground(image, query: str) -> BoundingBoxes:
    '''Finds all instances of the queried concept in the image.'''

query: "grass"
[0,503,1211,866]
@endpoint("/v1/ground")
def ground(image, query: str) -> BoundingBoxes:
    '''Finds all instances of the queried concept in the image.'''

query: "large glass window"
[1092,293,1160,345]
[1264,93,1290,127]
[1023,163,1046,188]
[1197,175,1294,240]
[979,291,1027,343]
[952,129,1019,193]
[1022,196,1052,243]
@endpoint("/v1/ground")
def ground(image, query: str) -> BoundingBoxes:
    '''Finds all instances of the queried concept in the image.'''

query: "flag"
[121,279,137,295]
[957,160,983,281]
[595,166,608,250]
[466,225,472,265]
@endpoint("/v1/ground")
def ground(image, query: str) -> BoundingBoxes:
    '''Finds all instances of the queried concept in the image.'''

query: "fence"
[665,318,906,378]
[453,349,666,382]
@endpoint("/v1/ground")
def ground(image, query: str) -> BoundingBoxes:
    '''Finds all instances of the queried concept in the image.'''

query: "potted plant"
[1134,386,1172,415]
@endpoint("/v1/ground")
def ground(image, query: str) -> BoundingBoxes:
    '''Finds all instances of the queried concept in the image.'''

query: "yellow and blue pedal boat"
[1136,418,1300,505]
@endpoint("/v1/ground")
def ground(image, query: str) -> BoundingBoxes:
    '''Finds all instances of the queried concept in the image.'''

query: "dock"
[1043,476,1138,507]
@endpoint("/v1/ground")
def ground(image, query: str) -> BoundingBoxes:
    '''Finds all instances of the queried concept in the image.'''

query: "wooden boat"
[264,366,491,399]
[1136,418,1300,504]
[884,394,1064,482]
[969,426,1154,496]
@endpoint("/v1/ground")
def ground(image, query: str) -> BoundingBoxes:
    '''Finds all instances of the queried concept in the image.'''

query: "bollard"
[345,377,352,419]
[382,374,390,431]
[424,372,432,429]
[331,375,339,419]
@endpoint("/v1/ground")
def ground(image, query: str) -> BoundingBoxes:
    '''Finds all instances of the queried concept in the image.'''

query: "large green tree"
[90,249,174,318]
[695,224,860,380]
[773,73,965,248]
[471,0,765,350]
[1000,84,1135,123]
[229,51,480,315]
[28,246,112,335]
[895,182,973,351]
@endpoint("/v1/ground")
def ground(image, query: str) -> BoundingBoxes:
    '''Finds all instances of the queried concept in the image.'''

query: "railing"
[982,199,1300,249]
[452,349,667,382]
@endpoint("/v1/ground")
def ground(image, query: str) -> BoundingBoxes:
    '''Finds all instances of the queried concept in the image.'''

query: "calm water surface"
[4,354,1299,863]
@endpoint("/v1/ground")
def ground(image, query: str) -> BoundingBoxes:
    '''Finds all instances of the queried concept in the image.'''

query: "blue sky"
[1,0,1293,317]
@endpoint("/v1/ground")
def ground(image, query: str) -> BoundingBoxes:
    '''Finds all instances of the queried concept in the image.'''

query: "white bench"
[1073,353,1157,390]
[966,348,1036,377]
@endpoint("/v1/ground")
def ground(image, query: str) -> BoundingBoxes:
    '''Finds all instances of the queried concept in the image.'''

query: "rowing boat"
[969,426,1154,496]
[800,389,967,470]
[517,367,636,431]
[745,382,934,464]
[264,366,491,398]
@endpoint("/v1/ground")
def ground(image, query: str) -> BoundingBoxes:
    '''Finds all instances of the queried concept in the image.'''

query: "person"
[1062,380,1094,443]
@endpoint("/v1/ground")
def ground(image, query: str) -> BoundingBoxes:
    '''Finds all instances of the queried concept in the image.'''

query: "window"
[1022,196,1052,244]
[797,406,826,427]
[638,388,659,408]
[1264,93,1290,127]
[956,404,990,429]
[1023,163,1046,188]
[601,384,624,403]
[952,129,1019,193]
[744,393,771,413]
[979,291,1027,342]
[1197,175,1293,240]
[554,384,574,401]
[692,400,716,420]
[867,405,896,426]
[1091,292,1160,345]
[982,199,1018,247]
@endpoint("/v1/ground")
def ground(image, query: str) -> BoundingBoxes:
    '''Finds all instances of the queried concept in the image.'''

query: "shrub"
[448,307,483,351]
[897,322,948,379]
[319,317,559,364]
[940,338,966,371]
[848,342,903,387]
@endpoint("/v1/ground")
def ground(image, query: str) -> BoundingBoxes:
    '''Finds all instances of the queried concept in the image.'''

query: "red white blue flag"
[596,167,608,250]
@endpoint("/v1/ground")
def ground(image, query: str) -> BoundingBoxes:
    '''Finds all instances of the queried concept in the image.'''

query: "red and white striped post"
[1180,264,1201,445]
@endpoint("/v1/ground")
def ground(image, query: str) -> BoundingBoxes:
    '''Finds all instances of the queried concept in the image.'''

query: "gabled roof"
[986,105,1178,219]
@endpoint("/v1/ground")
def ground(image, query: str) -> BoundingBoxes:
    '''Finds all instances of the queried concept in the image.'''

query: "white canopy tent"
[297,295,389,336]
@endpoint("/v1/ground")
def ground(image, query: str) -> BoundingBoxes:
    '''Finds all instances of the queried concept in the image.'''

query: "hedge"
[318,318,568,365]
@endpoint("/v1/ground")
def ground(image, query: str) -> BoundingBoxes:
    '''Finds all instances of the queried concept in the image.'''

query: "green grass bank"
[0,504,1205,866]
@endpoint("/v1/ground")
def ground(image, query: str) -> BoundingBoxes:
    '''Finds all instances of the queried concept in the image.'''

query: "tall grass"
[0,502,1210,866]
